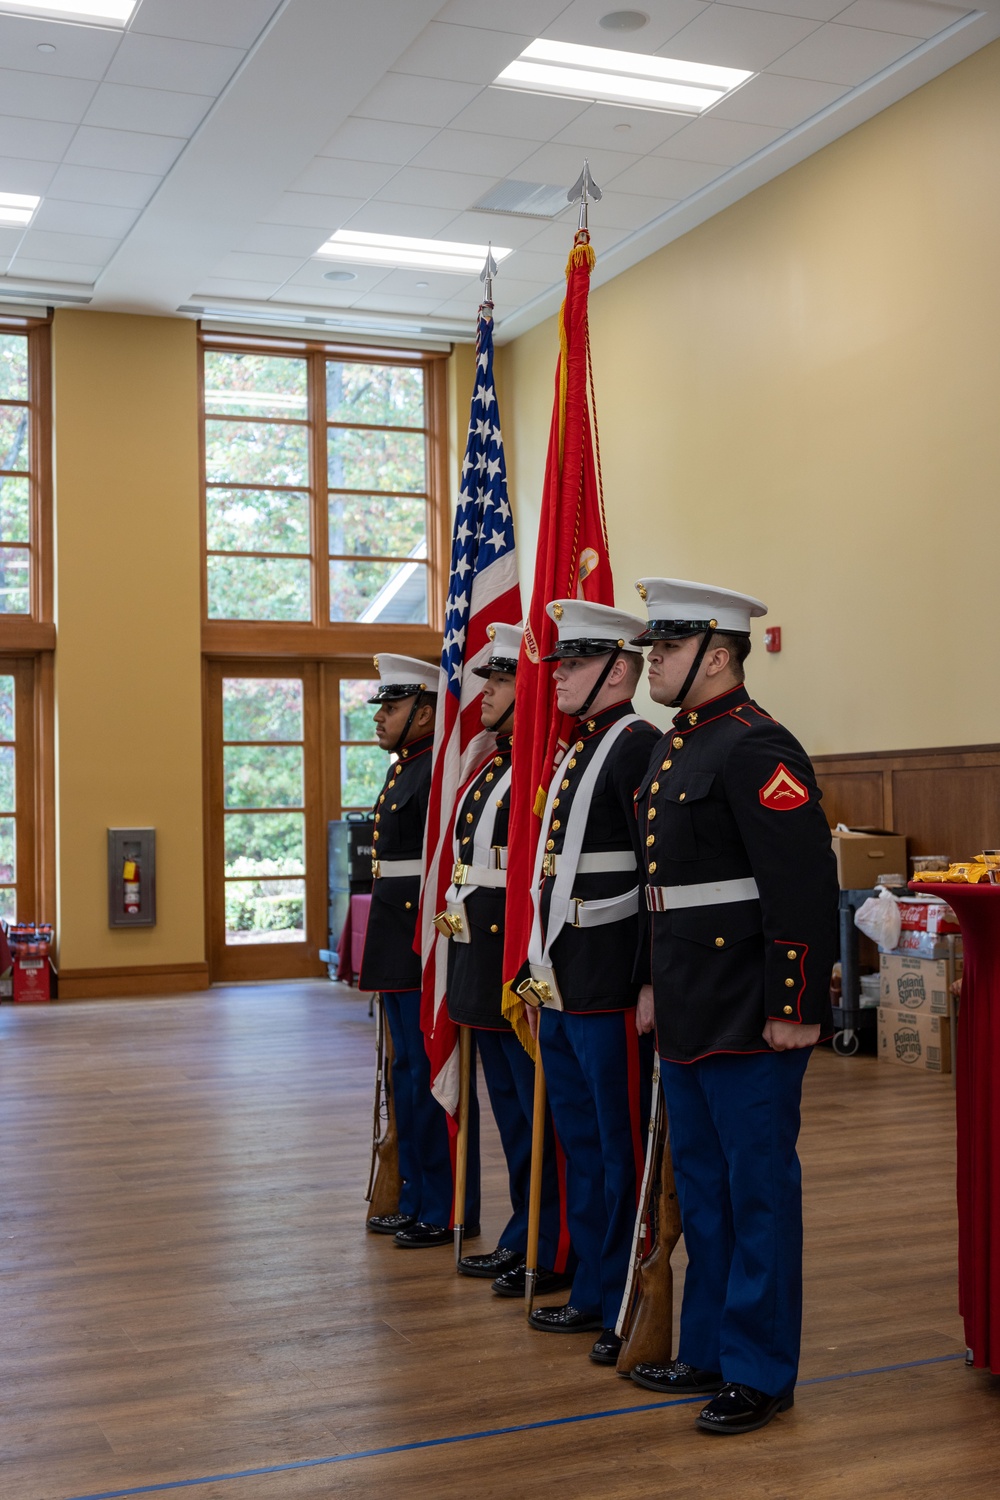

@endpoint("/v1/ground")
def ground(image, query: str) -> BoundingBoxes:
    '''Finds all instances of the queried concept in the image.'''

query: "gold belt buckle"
[570,898,583,928]
[452,861,469,886]
[433,910,464,939]
[516,976,551,1008]
[371,857,381,879]
[542,851,556,877]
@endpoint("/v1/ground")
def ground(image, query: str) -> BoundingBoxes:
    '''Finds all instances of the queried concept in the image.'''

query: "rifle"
[614,1054,682,1375]
[366,997,401,1219]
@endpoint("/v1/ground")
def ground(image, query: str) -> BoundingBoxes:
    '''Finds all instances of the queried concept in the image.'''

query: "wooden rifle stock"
[366,997,401,1219]
[615,1062,682,1375]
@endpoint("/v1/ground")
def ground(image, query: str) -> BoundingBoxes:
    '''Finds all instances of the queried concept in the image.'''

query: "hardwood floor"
[0,983,993,1500]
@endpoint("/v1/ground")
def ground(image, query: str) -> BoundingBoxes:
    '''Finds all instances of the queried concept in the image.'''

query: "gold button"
[561,779,570,789]
[474,791,481,801]
[466,812,474,823]
[646,835,655,847]
[648,861,657,873]
[715,937,725,948]
[373,830,379,841]
[787,949,797,960]
[379,795,385,804]
[783,1005,794,1015]
[391,803,397,810]
[552,798,560,809]
[546,839,555,850]
[785,977,795,988]
[374,814,380,823]
[551,819,561,830]
[485,772,494,782]
[678,792,685,802]
[586,720,596,732]
[494,756,503,766]
[568,758,577,769]
[462,835,470,845]
[673,736,684,750]
[404,901,412,910]
[650,781,660,794]
[648,807,656,819]
[662,759,672,771]
[496,798,503,807]
[575,740,584,752]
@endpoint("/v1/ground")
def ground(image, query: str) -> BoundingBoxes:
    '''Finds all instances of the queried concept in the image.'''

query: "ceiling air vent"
[471,180,571,220]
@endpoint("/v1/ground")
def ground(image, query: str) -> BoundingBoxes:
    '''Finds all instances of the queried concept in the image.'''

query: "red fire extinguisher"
[123,857,140,916]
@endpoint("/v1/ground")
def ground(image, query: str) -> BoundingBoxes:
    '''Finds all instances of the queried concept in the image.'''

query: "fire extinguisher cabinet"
[107,828,156,927]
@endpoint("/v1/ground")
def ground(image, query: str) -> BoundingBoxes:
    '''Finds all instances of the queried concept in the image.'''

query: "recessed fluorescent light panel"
[0,1,137,25]
[315,231,513,276]
[494,38,753,115]
[0,192,40,227]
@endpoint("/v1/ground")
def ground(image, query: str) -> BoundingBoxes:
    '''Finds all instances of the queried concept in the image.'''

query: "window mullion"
[311,349,330,629]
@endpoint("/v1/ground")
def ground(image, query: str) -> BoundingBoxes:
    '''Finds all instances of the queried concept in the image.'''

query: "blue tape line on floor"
[64,1351,966,1500]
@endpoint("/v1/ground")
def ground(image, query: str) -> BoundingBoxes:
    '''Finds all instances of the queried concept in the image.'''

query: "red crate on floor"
[13,956,51,1003]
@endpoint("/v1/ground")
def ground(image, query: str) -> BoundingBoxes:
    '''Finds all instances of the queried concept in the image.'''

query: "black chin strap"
[670,630,715,709]
[488,698,515,733]
[576,648,621,719]
[390,690,426,757]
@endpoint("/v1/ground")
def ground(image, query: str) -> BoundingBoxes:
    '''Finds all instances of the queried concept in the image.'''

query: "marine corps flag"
[502,229,614,1049]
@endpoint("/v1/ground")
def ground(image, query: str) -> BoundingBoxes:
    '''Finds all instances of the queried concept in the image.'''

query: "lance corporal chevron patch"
[759,762,810,810]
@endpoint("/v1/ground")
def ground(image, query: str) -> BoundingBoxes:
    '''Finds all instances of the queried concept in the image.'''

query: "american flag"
[418,309,521,1116]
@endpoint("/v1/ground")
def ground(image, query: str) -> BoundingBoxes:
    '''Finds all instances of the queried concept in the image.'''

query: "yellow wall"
[52,311,204,972]
[500,41,1000,756]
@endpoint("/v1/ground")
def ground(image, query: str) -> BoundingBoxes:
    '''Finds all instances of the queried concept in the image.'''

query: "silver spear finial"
[480,243,498,306]
[567,159,603,234]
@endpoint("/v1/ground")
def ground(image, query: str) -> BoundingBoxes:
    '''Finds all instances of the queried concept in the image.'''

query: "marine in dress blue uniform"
[439,623,573,1297]
[360,654,480,1249]
[627,579,838,1435]
[517,601,660,1364]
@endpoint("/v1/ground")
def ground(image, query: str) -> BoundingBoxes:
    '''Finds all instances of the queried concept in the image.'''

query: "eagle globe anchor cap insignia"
[543,599,647,661]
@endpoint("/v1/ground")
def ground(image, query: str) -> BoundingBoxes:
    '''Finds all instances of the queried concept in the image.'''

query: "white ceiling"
[0,0,997,343]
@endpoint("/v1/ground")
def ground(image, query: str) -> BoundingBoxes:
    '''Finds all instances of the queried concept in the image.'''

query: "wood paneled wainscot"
[812,744,1000,859]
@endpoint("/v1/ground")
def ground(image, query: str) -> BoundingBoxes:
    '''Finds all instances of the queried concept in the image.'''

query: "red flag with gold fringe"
[502,230,614,1049]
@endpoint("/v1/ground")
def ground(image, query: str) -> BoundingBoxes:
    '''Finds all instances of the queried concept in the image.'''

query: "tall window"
[339,679,383,814]
[202,338,446,631]
[0,333,31,615]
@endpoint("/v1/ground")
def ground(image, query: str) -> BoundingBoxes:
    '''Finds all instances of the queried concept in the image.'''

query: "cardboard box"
[891,929,961,960]
[879,951,955,1014]
[878,1006,951,1074]
[897,898,961,935]
[831,828,908,889]
[12,957,50,1003]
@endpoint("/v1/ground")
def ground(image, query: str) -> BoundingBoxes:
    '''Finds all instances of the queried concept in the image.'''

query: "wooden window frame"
[199,330,450,662]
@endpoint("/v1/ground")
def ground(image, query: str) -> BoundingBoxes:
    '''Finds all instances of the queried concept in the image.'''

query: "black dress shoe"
[630,1359,725,1395]
[528,1303,603,1334]
[492,1263,574,1299]
[695,1382,794,1435]
[367,1212,415,1235]
[589,1329,622,1365]
[457,1246,521,1279]
[394,1222,481,1248]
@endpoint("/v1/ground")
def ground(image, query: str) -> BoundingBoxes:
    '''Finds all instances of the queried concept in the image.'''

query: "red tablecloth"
[335,894,372,984]
[912,881,1000,1369]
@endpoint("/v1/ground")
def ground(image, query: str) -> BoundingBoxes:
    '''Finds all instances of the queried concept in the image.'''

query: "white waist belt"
[453,864,506,889]
[646,877,760,912]
[372,858,422,879]
[543,850,637,876]
[569,887,640,928]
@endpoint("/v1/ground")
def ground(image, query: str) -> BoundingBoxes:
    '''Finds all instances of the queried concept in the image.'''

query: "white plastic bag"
[854,887,901,951]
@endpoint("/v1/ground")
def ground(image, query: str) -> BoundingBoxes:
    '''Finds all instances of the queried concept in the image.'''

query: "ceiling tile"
[552,101,692,156]
[290,157,399,200]
[542,0,711,52]
[471,275,551,303]
[0,14,122,79]
[46,162,160,208]
[833,1,970,39]
[503,247,574,282]
[409,128,537,177]
[210,252,304,283]
[340,202,460,238]
[609,155,725,198]
[268,283,375,308]
[373,165,498,212]
[193,276,286,299]
[447,86,590,141]
[105,33,245,95]
[0,228,22,255]
[318,117,438,166]
[709,70,849,125]
[437,210,555,248]
[390,23,529,84]
[511,142,643,192]
[14,228,120,264]
[239,223,340,258]
[131,0,283,49]
[722,0,851,17]
[282,260,391,294]
[769,22,922,82]
[259,192,367,230]
[353,72,483,128]
[656,115,785,164]
[430,0,569,36]
[525,219,619,256]
[0,66,97,124]
[0,115,76,161]
[3,258,100,284]
[83,83,214,138]
[663,3,823,69]
[587,189,670,230]
[64,126,186,175]
[31,199,137,238]
[352,289,461,314]
[0,156,59,195]
[372,265,485,299]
